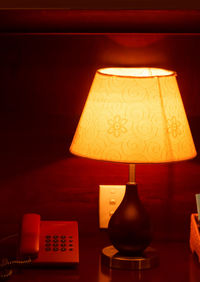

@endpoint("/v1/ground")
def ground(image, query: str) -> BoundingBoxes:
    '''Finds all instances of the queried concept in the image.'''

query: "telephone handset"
[19,213,79,265]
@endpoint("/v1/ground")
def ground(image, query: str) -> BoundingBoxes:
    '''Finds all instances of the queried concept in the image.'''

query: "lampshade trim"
[156,76,174,161]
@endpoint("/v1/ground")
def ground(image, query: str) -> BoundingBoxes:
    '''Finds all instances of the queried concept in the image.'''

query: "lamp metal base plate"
[101,245,159,270]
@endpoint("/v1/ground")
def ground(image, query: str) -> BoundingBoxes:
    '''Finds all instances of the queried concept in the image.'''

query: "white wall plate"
[99,185,126,228]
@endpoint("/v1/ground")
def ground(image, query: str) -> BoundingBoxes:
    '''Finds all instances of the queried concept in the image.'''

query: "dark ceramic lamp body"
[108,164,152,255]
[108,183,152,255]
[101,164,158,269]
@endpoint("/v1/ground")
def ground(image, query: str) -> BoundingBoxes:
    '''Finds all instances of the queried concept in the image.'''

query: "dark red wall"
[0,0,199,9]
[0,33,200,243]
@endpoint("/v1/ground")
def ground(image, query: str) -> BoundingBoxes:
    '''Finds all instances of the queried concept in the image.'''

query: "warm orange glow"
[98,67,175,77]
[70,67,196,163]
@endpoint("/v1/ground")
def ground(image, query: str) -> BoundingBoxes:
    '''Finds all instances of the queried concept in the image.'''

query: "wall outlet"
[99,185,126,228]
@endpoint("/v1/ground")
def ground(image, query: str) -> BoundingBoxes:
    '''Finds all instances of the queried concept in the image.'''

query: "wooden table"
[1,230,200,282]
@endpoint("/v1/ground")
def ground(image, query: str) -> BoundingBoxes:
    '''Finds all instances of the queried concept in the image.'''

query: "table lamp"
[70,67,197,269]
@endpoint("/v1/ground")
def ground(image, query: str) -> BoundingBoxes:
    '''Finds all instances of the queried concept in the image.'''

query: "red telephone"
[19,213,79,266]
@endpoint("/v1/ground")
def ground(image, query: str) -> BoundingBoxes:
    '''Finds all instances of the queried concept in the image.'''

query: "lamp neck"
[125,183,138,198]
[128,164,136,184]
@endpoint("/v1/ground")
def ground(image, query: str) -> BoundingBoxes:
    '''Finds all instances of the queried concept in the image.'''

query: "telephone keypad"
[20,216,79,265]
[44,235,74,252]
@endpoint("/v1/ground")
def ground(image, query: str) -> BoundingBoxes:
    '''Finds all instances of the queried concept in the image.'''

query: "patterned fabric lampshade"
[70,67,196,163]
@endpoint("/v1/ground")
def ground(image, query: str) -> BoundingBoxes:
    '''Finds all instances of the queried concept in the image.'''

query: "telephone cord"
[0,257,32,280]
[0,234,18,244]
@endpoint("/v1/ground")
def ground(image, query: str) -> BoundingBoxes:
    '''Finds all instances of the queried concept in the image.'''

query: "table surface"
[1,231,200,282]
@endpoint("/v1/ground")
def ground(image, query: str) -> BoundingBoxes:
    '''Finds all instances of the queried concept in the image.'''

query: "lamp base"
[101,245,159,270]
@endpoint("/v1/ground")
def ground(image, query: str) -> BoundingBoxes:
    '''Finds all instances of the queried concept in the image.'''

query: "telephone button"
[69,248,73,251]
[69,236,73,238]
[69,239,73,243]
[60,235,66,239]
[45,243,51,247]
[53,235,59,239]
[45,239,51,243]
[61,248,66,251]
[69,244,73,247]
[53,247,59,251]
[45,247,51,251]
[45,235,51,239]
[53,239,58,243]
[61,239,66,243]
[53,243,58,247]
[61,243,66,247]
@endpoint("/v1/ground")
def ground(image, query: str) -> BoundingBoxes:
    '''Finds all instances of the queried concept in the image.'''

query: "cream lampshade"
[70,67,196,163]
[70,67,196,270]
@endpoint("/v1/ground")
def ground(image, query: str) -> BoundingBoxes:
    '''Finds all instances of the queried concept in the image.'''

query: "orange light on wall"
[70,67,197,269]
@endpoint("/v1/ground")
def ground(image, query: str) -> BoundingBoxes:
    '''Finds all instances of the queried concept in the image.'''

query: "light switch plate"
[196,194,200,221]
[99,185,126,228]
